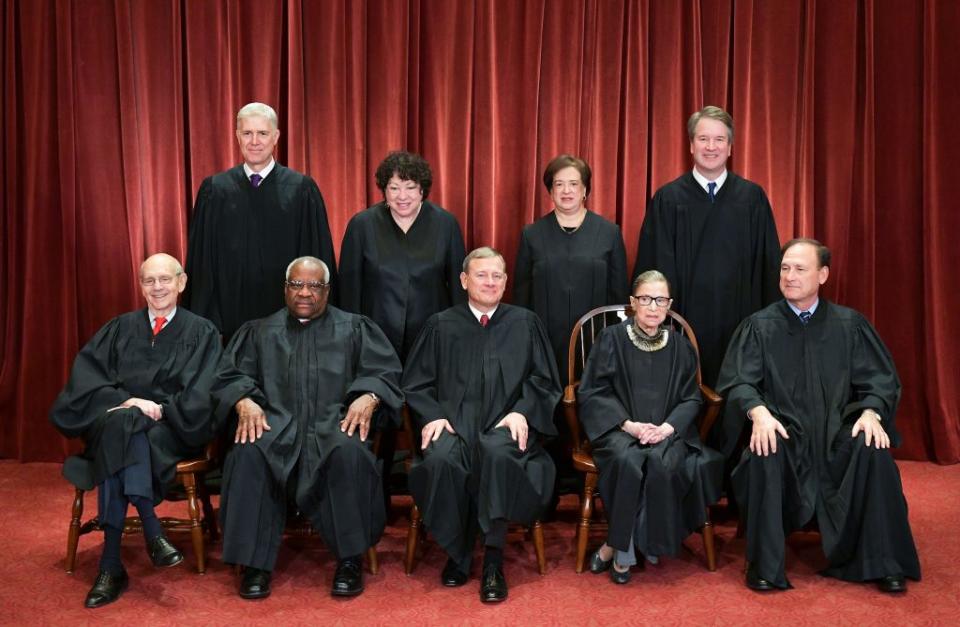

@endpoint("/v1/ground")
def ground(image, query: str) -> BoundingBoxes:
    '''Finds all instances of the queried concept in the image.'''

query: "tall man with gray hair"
[183,102,337,341]
[213,256,402,600]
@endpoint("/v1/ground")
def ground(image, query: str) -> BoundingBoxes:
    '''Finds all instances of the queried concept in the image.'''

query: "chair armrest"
[697,383,723,443]
[563,383,586,453]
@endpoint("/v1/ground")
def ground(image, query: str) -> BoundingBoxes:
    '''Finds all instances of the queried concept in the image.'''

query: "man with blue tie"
[716,238,920,593]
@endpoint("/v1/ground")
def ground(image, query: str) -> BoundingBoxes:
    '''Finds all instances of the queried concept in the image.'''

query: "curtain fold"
[2,0,957,462]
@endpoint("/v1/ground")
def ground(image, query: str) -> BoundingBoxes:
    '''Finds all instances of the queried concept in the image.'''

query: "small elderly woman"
[577,270,722,583]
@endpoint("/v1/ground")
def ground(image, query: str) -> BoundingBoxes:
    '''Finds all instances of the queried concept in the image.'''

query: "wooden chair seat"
[64,445,218,575]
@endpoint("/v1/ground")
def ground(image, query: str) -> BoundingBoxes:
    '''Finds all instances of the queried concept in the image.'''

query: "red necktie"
[480,314,489,327]
[152,316,166,336]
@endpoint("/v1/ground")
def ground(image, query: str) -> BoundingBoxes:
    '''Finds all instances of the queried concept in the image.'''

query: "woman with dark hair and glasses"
[577,270,722,584]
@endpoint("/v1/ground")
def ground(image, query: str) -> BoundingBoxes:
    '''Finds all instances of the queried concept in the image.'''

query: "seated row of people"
[50,240,920,609]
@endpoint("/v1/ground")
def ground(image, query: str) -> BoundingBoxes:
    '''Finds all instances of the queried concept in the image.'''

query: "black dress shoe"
[147,535,184,568]
[84,569,129,608]
[480,564,507,603]
[878,575,907,593]
[588,548,613,574]
[441,558,468,587]
[331,557,364,597]
[745,565,776,592]
[239,568,272,600]
[610,564,631,584]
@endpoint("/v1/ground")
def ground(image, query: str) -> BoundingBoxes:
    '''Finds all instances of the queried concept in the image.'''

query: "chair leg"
[197,476,218,542]
[574,473,597,573]
[702,517,717,572]
[367,546,379,575]
[531,521,547,575]
[405,503,421,575]
[66,488,85,573]
[181,472,206,574]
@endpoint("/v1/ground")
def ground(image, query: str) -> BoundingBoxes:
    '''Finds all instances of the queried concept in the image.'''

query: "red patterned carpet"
[1,460,957,625]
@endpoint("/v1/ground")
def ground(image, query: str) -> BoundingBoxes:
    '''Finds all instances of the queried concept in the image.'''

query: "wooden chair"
[65,442,218,574]
[401,405,548,576]
[562,305,722,573]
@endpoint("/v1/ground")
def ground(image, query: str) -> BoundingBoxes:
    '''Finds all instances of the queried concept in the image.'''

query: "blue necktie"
[250,173,262,188]
[799,310,812,325]
[707,181,717,203]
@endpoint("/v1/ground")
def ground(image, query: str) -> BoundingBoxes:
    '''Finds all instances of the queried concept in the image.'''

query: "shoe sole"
[480,594,507,603]
[331,587,364,597]
[239,590,271,600]
[154,554,185,568]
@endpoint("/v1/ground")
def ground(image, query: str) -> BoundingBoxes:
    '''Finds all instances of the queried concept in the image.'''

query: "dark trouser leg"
[97,431,155,573]
[220,444,286,571]
[820,433,921,582]
[303,430,384,560]
[409,433,476,574]
[482,519,508,568]
[733,443,792,589]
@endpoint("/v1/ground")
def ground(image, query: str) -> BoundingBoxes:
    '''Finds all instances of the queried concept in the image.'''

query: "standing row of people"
[50,102,919,609]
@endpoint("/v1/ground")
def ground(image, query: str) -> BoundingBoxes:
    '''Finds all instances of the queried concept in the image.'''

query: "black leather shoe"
[480,564,507,603]
[745,565,776,592]
[84,569,129,608]
[239,567,272,600]
[610,564,631,584]
[331,557,364,597]
[147,535,184,568]
[441,558,468,587]
[878,575,907,593]
[589,548,613,574]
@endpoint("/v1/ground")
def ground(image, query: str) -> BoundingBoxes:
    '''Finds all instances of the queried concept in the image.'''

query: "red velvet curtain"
[2,0,957,463]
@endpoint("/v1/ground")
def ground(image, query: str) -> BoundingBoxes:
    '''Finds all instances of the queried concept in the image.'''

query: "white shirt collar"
[691,168,728,194]
[468,303,497,323]
[148,307,177,327]
[787,298,819,318]
[244,158,276,181]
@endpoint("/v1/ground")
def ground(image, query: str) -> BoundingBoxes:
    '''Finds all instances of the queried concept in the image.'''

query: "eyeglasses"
[140,274,180,287]
[285,280,329,293]
[631,294,672,308]
[470,271,507,282]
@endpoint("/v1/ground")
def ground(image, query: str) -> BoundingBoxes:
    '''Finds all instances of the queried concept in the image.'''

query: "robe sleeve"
[401,315,445,432]
[750,188,782,308]
[337,215,365,314]
[156,322,223,448]
[445,217,468,306]
[664,337,703,437]
[508,316,561,437]
[345,316,404,427]
[608,226,629,304]
[182,177,222,330]
[842,316,903,444]
[633,192,678,292]
[210,321,269,433]
[577,328,631,441]
[715,317,767,457]
[512,228,533,307]
[301,179,339,305]
[49,318,131,439]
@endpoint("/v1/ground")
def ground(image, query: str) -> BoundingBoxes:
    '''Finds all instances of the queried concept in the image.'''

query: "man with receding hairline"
[183,102,338,341]
[213,256,402,600]
[717,238,920,593]
[51,253,222,608]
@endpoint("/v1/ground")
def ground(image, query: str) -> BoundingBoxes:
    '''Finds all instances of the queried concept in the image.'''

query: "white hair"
[236,102,278,130]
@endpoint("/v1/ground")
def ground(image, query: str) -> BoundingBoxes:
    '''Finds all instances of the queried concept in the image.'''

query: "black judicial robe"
[716,300,920,585]
[49,308,221,497]
[633,172,780,388]
[578,323,722,556]
[402,304,562,566]
[182,164,338,340]
[339,201,466,362]
[514,210,628,384]
[212,307,403,562]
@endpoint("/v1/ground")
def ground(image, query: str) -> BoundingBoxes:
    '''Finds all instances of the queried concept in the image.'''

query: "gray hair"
[286,256,330,283]
[462,246,506,273]
[237,102,278,130]
[631,269,671,297]
[687,105,734,144]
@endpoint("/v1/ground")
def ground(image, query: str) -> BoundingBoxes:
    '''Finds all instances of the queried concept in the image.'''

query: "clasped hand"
[622,420,674,445]
[108,397,163,421]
